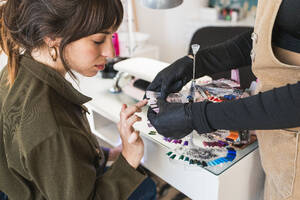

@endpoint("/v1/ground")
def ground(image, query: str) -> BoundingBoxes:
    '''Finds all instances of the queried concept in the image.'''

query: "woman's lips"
[95,64,105,70]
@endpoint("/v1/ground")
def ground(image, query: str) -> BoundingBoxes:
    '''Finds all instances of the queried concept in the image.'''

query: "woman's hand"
[118,99,148,169]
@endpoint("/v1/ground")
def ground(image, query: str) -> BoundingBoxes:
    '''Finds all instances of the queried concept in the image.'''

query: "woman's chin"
[81,70,99,77]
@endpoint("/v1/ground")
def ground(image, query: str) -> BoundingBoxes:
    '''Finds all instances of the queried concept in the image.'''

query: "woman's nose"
[101,38,115,58]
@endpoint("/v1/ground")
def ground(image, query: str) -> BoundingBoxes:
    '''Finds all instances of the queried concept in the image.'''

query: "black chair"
[188,26,257,89]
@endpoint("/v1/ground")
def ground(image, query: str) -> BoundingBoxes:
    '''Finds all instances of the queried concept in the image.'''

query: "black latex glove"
[147,99,214,139]
[146,56,194,99]
[147,98,194,139]
[147,30,253,99]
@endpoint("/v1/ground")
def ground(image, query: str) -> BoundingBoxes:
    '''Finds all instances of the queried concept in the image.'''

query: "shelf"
[91,111,121,147]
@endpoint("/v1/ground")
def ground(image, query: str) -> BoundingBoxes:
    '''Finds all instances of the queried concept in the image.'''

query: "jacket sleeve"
[192,82,300,132]
[24,128,146,200]
[195,29,253,77]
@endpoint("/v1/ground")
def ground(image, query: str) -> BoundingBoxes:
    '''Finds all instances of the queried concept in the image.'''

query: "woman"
[0,0,155,199]
[147,0,300,199]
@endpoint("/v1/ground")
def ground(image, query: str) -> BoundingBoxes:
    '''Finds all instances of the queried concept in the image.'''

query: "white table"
[78,74,265,200]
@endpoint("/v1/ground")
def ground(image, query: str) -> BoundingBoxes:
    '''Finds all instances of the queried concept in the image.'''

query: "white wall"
[134,0,209,63]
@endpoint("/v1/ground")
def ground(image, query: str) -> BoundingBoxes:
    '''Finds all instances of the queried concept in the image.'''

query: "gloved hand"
[147,98,194,139]
[147,56,194,99]
[147,99,214,139]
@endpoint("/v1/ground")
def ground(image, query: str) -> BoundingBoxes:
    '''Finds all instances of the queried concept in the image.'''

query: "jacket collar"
[20,54,92,105]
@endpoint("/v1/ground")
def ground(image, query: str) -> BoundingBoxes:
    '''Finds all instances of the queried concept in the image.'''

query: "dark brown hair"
[0,0,123,87]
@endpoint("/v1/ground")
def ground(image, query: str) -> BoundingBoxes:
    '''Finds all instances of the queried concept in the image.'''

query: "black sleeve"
[196,82,300,131]
[195,29,253,77]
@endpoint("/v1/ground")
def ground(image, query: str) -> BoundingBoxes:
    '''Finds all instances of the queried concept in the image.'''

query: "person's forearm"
[204,82,300,130]
[195,29,253,77]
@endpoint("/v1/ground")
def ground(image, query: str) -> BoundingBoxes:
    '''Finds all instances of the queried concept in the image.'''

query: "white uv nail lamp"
[111,57,170,100]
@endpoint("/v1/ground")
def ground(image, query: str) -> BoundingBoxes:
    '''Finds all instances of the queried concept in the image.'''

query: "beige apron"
[251,0,300,199]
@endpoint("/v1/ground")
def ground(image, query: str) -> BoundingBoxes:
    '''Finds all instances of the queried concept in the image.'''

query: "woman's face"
[65,31,115,77]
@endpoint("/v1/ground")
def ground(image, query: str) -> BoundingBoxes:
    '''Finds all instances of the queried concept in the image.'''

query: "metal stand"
[109,71,124,93]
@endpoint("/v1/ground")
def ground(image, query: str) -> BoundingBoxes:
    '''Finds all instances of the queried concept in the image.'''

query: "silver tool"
[189,44,200,102]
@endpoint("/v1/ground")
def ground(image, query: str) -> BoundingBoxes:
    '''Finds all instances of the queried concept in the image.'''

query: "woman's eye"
[94,40,105,45]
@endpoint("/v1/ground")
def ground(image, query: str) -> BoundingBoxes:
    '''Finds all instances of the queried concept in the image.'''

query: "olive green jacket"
[0,55,146,200]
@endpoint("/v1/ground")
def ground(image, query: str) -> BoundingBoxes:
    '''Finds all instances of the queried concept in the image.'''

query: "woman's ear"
[43,36,62,47]
[43,36,62,62]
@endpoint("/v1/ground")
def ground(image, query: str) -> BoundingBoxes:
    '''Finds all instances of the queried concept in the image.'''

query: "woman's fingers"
[120,104,127,120]
[128,130,140,144]
[136,99,148,107]
[121,104,127,112]
[119,99,147,143]
[121,99,148,120]
[127,114,142,128]
[119,114,141,132]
